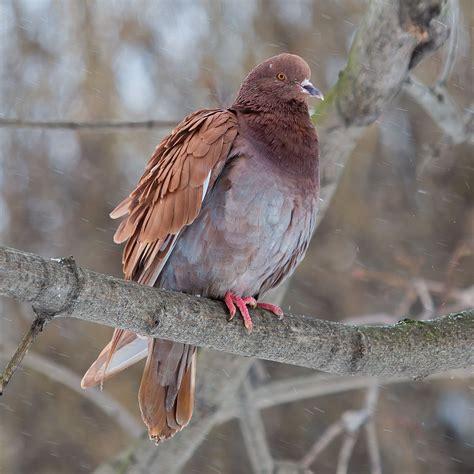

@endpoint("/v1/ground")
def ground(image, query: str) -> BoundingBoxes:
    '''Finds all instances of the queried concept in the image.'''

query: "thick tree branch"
[313,0,450,209]
[1,245,472,379]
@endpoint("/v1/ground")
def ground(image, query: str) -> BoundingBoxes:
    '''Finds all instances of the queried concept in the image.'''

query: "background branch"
[404,76,472,144]
[0,117,178,130]
[0,343,142,438]
[238,380,275,473]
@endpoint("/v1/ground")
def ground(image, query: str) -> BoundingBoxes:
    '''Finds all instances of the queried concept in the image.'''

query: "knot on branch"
[31,307,53,327]
[400,0,442,32]
[349,329,370,373]
[341,409,370,433]
[400,0,450,69]
[48,255,84,318]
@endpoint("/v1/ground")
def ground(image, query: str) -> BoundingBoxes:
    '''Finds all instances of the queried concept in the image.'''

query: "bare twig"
[365,384,380,414]
[239,380,275,474]
[300,418,344,468]
[404,77,469,144]
[413,279,435,319]
[395,287,418,319]
[0,312,47,394]
[337,432,360,474]
[336,387,379,474]
[354,268,474,316]
[252,360,271,384]
[445,238,474,297]
[301,385,380,472]
[338,385,380,474]
[0,117,177,130]
[196,368,474,445]
[439,0,460,84]
[365,420,382,474]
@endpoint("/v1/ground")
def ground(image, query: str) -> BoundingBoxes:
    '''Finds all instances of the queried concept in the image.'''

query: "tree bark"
[1,245,472,378]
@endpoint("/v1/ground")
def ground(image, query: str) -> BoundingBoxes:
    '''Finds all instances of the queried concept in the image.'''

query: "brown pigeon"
[81,53,323,442]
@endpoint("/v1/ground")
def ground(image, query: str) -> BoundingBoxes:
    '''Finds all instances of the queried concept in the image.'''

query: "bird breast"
[156,135,319,298]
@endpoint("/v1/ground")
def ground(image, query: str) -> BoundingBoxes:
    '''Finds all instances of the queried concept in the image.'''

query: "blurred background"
[0,1,473,473]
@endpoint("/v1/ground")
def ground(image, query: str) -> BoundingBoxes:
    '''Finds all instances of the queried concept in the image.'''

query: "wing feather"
[111,109,238,282]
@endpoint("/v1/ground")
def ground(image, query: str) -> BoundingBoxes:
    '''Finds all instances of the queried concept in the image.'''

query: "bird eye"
[276,73,286,81]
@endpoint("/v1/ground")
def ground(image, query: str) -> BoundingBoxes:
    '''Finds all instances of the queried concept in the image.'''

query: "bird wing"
[81,109,238,388]
[113,108,239,284]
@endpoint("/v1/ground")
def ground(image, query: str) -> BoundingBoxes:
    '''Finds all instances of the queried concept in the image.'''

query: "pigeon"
[81,53,323,442]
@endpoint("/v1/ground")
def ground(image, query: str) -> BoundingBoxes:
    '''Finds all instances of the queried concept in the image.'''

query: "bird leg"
[224,292,284,332]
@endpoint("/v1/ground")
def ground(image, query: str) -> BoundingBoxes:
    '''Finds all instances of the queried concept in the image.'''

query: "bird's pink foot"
[256,302,284,320]
[224,292,256,331]
[224,292,284,332]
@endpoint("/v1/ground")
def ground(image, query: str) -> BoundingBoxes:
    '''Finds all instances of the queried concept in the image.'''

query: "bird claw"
[224,292,237,321]
[224,292,253,331]
[256,302,284,320]
[241,296,257,308]
[223,292,284,332]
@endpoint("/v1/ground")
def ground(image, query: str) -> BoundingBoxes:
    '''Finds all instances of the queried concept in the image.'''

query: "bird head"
[234,53,323,109]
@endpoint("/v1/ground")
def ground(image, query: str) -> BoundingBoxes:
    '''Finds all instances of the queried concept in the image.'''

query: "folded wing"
[114,109,239,284]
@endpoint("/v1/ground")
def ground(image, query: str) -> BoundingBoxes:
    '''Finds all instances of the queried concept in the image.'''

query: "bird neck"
[231,100,319,178]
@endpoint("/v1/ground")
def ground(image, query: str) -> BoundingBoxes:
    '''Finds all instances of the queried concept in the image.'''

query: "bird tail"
[139,338,196,442]
[81,328,148,389]
[82,330,196,441]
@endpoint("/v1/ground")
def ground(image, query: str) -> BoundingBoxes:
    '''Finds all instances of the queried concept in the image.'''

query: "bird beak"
[301,79,324,100]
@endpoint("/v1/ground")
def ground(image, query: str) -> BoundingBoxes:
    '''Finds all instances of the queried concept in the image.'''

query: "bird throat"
[234,102,319,178]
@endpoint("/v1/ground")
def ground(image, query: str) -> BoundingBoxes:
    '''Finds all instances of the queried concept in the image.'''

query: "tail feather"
[139,339,196,442]
[81,329,148,389]
[166,407,181,431]
[176,358,195,426]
